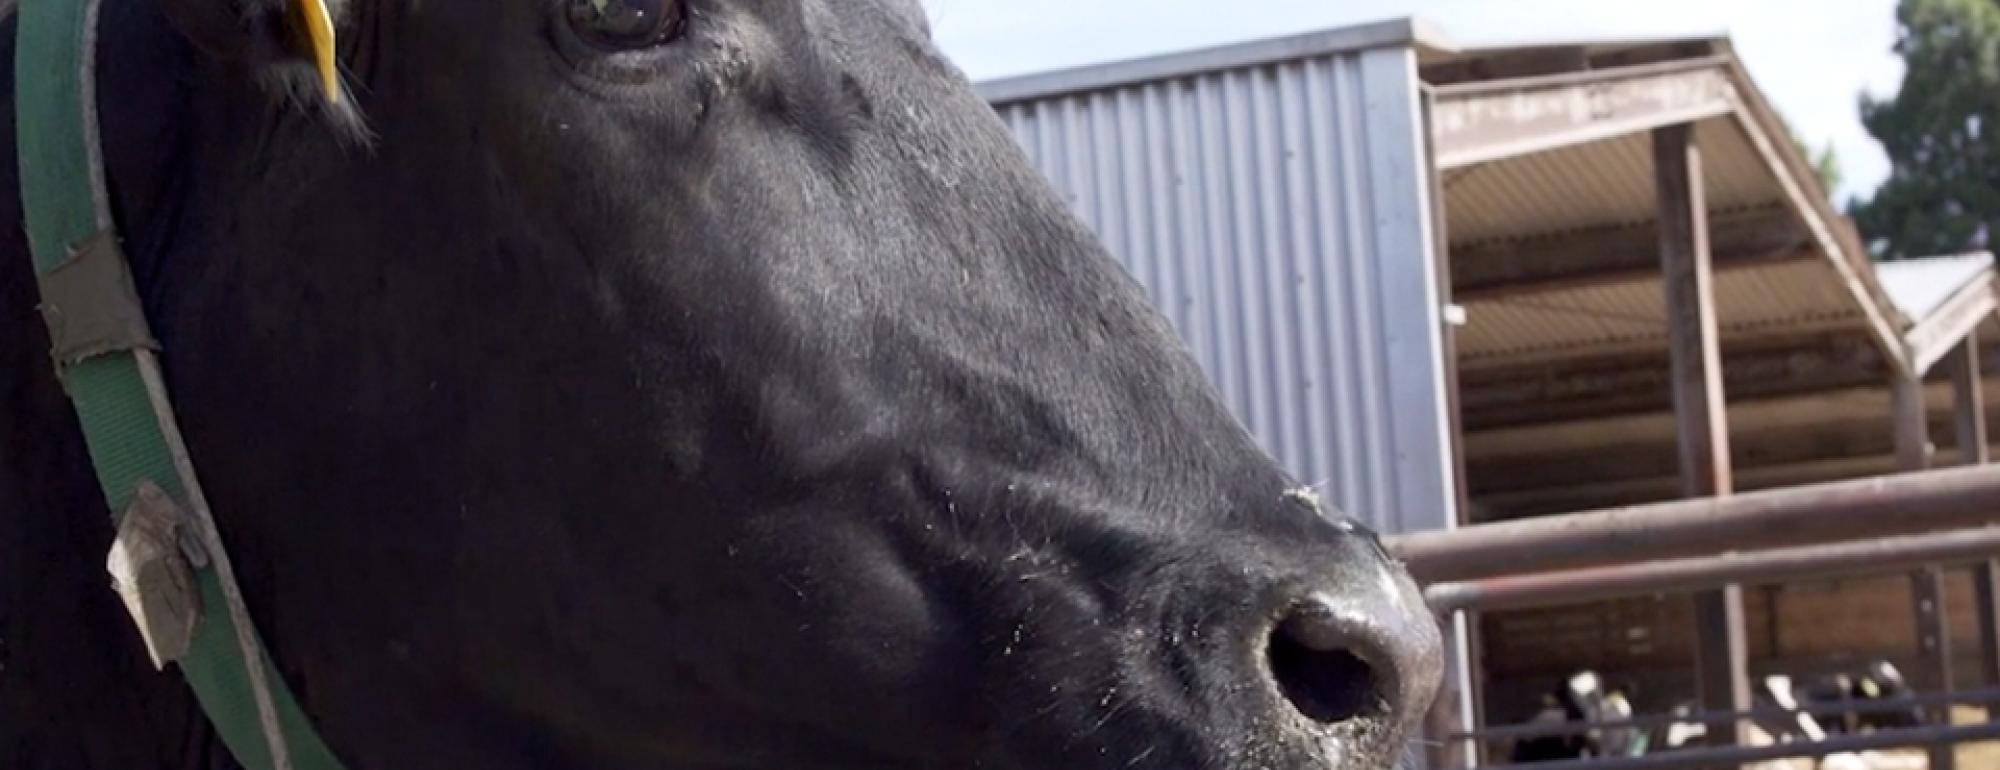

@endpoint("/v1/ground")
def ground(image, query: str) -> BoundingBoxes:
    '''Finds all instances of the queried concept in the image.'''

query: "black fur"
[0,2,1441,768]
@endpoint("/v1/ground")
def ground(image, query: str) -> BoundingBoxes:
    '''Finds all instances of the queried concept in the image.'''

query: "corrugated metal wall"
[988,44,1457,536]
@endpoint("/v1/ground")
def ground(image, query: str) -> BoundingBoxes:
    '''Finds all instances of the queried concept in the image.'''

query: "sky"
[924,0,1907,203]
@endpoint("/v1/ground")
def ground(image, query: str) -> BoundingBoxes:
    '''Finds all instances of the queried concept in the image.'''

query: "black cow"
[1508,690,1591,763]
[1798,661,1926,735]
[0,0,1443,768]
[1507,671,1646,763]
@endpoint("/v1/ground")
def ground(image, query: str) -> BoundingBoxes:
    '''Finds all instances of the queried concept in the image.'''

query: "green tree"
[1853,0,2000,260]
[1785,120,1844,197]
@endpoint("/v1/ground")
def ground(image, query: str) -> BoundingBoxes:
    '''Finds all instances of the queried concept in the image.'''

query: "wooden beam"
[1912,566,1955,754]
[1421,40,1720,89]
[1420,46,1592,88]
[1456,317,1876,374]
[1427,88,1473,533]
[1465,412,1963,497]
[1894,369,1956,770]
[1465,376,2000,470]
[1907,272,2000,375]
[1420,89,1477,770]
[1432,59,1737,169]
[1956,335,1993,464]
[1656,123,1751,747]
[1463,356,2000,471]
[1721,64,1913,378]
[1694,587,1751,747]
[1952,334,2000,702]
[1894,373,1934,471]
[1450,205,1808,301]
[1659,125,1732,498]
[1459,333,1896,432]
[1461,373,2000,516]
[1979,564,2000,693]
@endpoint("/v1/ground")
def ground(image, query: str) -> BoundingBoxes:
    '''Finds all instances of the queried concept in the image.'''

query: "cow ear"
[149,0,343,106]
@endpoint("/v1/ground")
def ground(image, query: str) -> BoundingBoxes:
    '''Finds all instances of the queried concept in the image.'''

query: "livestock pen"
[1389,465,2000,768]
[979,15,2000,770]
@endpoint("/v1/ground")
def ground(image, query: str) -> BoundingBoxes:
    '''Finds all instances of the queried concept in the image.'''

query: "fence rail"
[1453,686,2000,743]
[1391,465,2000,769]
[1477,721,2000,770]
[1425,526,2000,613]
[1385,464,2000,583]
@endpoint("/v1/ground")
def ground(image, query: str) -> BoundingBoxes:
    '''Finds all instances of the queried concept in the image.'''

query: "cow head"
[94,0,1443,767]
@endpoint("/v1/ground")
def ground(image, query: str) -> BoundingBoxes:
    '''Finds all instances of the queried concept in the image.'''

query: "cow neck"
[13,1,352,768]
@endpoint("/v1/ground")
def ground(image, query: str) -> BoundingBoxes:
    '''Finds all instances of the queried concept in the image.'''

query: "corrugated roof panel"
[981,17,1450,105]
[1444,117,1783,245]
[1457,259,1865,366]
[1714,259,1865,333]
[1874,253,1996,321]
[995,48,1450,534]
[1457,285,1664,362]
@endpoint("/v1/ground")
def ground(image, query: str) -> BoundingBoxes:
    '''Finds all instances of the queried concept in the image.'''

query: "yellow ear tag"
[297,0,340,104]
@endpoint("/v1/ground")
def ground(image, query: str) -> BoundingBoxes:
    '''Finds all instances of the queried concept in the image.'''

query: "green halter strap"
[15,0,353,767]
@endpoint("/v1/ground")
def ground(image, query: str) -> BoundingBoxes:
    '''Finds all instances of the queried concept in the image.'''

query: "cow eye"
[565,0,685,49]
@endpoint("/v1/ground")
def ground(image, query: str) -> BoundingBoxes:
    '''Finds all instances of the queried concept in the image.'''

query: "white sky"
[926,0,1906,203]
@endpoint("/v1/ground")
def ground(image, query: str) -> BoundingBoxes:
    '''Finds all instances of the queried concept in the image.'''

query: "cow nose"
[1262,564,1441,737]
[1268,598,1390,725]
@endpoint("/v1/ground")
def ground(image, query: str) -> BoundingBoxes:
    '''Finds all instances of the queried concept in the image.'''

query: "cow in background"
[1508,671,1647,762]
[1799,661,1926,735]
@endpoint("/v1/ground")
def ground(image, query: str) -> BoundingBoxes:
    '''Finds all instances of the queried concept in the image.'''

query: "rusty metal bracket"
[106,480,207,669]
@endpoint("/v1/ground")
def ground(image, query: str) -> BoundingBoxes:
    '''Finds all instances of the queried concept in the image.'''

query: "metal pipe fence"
[1477,721,2000,770]
[1424,526,2000,613]
[1385,464,2000,583]
[1392,465,2000,769]
[1454,686,2000,743]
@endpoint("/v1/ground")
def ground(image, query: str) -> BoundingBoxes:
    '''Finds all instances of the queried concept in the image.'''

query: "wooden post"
[1417,87,1480,770]
[1431,99,1489,770]
[1950,335,2000,713]
[1894,373,1933,472]
[1659,130,1732,497]
[1655,123,1750,751]
[1896,369,1957,769]
[1956,333,1993,466]
[1978,562,2000,704]
[1913,562,1954,687]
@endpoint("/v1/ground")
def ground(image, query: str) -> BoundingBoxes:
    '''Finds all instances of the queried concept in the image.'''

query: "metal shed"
[977,15,2000,769]
[979,18,1461,539]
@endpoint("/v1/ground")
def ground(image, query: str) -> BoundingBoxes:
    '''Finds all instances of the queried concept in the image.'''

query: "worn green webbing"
[16,1,348,768]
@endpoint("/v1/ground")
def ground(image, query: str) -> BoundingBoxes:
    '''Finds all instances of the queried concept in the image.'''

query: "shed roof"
[1457,251,1998,520]
[1876,252,1999,373]
[1422,34,1729,85]
[1429,36,1911,376]
[1426,35,1998,521]
[1878,253,1995,321]
[978,16,1456,105]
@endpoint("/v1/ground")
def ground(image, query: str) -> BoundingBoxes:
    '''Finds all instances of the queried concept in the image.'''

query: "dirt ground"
[1949,707,1998,770]
[1730,706,1997,770]
[1870,707,2000,770]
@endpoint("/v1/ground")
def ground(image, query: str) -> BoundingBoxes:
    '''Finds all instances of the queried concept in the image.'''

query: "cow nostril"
[1267,604,1390,725]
